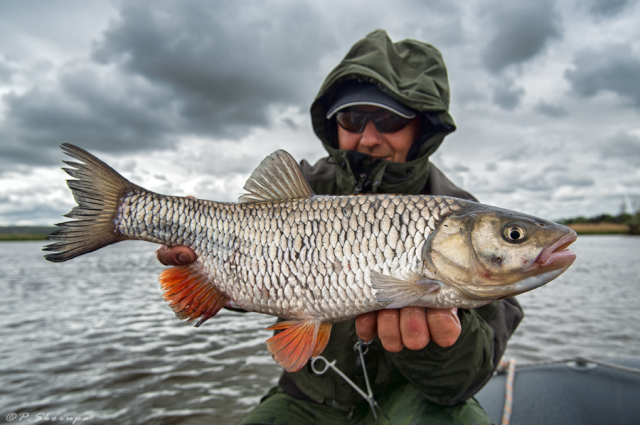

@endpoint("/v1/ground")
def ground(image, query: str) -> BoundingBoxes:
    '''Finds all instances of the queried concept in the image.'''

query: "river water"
[1,236,639,424]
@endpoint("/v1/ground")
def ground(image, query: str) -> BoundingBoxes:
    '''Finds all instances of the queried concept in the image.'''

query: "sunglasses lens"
[373,110,411,133]
[336,111,366,133]
[336,110,411,133]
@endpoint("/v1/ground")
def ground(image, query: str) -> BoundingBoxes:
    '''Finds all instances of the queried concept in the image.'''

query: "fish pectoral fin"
[265,319,331,372]
[159,265,229,327]
[371,271,441,309]
[238,150,315,204]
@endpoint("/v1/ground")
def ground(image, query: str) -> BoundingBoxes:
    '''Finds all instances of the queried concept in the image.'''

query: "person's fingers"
[399,307,430,350]
[155,245,196,266]
[377,309,404,352]
[426,308,461,348]
[355,311,379,342]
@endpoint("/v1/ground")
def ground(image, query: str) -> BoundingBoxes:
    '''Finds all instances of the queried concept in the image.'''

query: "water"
[1,236,639,424]
[503,235,640,362]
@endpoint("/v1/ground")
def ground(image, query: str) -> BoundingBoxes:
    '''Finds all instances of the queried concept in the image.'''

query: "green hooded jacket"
[309,29,457,196]
[276,30,523,409]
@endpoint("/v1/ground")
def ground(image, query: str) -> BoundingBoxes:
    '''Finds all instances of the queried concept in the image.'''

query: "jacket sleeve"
[386,299,523,406]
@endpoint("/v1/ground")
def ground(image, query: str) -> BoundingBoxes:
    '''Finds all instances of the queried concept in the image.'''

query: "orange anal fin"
[266,319,327,372]
[159,265,228,327]
[311,323,332,358]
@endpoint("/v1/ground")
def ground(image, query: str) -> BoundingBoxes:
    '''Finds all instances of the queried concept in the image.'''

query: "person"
[157,30,524,424]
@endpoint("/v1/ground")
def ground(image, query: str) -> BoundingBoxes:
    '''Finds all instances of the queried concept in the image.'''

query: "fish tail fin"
[43,143,140,263]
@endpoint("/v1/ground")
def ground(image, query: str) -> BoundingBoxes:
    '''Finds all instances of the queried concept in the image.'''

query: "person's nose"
[358,121,383,150]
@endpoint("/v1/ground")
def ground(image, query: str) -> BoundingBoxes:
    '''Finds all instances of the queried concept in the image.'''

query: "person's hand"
[155,245,196,266]
[355,307,461,352]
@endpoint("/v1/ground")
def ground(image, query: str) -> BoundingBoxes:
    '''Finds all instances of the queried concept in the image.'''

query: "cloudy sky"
[1,0,639,225]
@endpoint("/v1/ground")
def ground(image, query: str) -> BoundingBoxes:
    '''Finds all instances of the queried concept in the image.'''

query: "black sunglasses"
[336,109,413,134]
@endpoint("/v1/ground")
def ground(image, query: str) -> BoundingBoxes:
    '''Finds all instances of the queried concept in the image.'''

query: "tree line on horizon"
[559,195,640,235]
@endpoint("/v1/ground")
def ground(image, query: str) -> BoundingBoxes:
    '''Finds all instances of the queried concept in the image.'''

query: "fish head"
[425,207,577,301]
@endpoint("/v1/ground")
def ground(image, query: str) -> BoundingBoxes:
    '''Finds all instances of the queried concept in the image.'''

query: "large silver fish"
[44,144,577,372]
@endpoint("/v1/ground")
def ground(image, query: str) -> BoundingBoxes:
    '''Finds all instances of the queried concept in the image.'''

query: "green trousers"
[238,383,494,425]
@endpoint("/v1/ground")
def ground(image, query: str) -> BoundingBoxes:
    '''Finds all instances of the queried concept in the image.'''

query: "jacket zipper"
[355,173,368,194]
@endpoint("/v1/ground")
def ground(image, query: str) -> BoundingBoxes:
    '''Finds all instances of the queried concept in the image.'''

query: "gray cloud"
[92,0,338,138]
[0,0,345,169]
[587,0,632,18]
[0,185,72,225]
[543,164,569,172]
[565,44,640,108]
[535,101,568,117]
[600,132,640,165]
[498,145,533,162]
[0,55,18,81]
[474,168,594,197]
[176,150,263,178]
[519,178,554,192]
[551,174,594,187]
[1,0,639,225]
[0,0,114,60]
[481,0,561,73]
[0,67,175,167]
[492,84,525,110]
[0,0,471,171]
[0,204,66,226]
[451,164,470,172]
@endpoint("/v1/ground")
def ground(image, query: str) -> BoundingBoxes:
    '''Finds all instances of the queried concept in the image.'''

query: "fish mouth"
[535,230,578,268]
[459,231,577,301]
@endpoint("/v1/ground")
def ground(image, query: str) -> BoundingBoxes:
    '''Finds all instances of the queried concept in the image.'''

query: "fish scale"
[45,144,577,372]
[112,189,451,322]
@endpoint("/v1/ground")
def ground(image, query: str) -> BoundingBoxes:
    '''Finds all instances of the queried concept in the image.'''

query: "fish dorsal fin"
[239,150,315,204]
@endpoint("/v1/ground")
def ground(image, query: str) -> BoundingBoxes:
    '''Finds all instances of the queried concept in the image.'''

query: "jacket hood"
[310,30,456,194]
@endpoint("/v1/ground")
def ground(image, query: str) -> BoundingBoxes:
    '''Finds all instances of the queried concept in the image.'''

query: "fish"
[44,144,577,372]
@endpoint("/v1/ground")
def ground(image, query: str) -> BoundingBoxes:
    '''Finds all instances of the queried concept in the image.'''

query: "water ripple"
[1,237,639,423]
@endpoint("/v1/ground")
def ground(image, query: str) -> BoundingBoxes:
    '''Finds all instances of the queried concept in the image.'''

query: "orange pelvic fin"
[159,265,229,327]
[312,322,332,358]
[265,319,332,372]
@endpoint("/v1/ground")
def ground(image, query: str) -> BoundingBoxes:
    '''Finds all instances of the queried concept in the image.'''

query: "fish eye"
[503,224,526,242]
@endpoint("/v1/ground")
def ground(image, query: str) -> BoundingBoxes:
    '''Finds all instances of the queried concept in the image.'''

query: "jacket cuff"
[387,306,495,406]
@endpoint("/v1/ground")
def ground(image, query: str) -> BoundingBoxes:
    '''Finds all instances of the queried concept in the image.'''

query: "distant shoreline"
[566,222,629,235]
[0,226,56,241]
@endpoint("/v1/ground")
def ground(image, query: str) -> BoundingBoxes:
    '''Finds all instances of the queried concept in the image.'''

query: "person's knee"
[237,387,287,425]
[373,383,493,425]
[237,386,335,425]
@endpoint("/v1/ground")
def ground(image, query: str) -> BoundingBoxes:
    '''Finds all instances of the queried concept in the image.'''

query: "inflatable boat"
[475,357,640,424]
